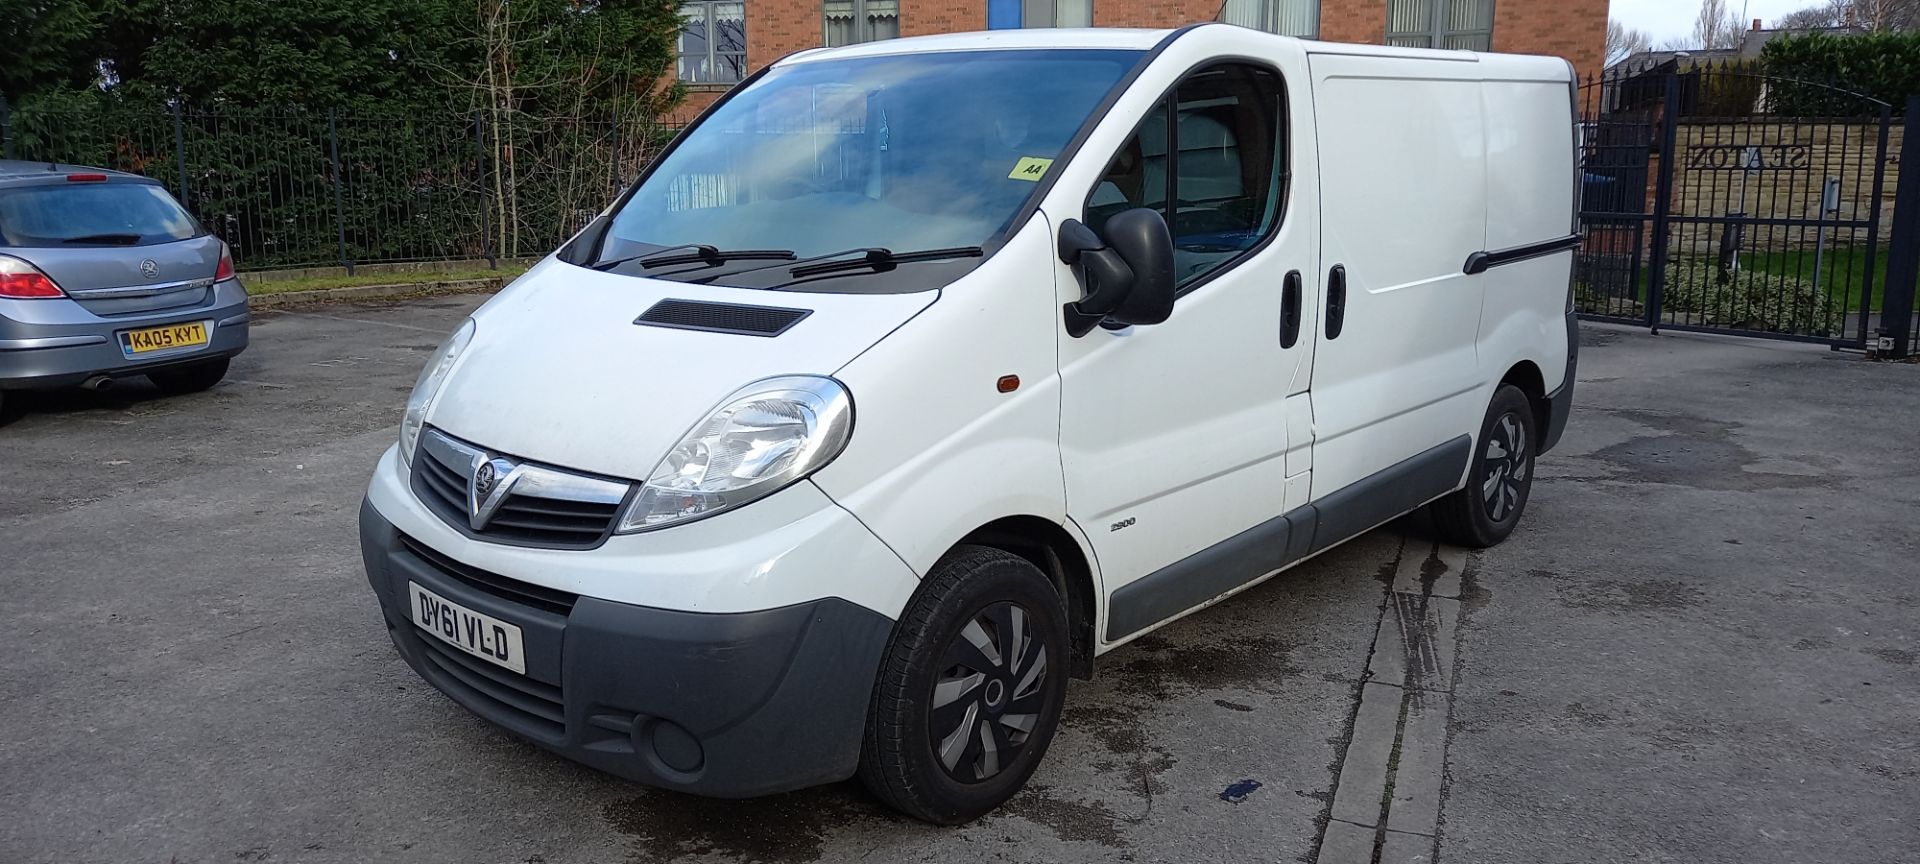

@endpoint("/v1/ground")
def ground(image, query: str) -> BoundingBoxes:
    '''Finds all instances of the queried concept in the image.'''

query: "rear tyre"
[858,545,1069,825]
[147,357,230,395]
[1429,384,1537,548]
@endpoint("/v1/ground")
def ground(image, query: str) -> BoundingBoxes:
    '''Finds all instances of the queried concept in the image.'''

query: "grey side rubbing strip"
[1307,435,1472,555]
[1462,235,1581,275]
[1106,509,1307,641]
[1104,436,1471,643]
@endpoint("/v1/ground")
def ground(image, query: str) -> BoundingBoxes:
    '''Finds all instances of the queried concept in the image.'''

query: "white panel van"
[358,24,1578,824]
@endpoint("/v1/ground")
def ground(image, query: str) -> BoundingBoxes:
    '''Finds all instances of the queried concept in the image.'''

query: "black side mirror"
[1058,208,1176,338]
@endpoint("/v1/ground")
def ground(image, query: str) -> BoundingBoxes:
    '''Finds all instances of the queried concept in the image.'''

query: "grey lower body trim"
[1105,436,1472,642]
[1307,436,1472,555]
[1539,309,1578,454]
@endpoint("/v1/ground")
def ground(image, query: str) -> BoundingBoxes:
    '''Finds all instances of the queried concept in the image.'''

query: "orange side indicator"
[997,375,1020,393]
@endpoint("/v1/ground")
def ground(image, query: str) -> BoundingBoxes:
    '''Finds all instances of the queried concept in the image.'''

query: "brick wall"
[1493,0,1607,82]
[667,0,1609,120]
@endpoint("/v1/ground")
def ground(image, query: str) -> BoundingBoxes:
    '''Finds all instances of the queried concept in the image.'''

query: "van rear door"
[1303,51,1488,536]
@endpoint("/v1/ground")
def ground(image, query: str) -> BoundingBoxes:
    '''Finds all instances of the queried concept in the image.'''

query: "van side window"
[1087,63,1287,287]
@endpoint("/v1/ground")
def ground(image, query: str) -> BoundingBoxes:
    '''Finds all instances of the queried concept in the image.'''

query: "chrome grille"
[411,428,631,550]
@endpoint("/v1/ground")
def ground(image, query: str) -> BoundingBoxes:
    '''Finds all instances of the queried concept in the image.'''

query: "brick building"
[669,0,1608,119]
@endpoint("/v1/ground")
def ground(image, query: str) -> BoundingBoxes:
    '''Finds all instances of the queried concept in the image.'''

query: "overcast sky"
[1611,0,1821,44]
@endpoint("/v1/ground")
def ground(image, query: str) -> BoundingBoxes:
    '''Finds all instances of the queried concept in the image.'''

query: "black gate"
[1576,63,1899,348]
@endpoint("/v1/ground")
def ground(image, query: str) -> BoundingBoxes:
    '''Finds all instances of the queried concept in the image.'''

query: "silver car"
[0,160,249,414]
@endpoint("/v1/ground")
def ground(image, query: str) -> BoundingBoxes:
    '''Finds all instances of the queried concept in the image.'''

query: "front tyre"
[1429,384,1537,548]
[858,545,1069,825]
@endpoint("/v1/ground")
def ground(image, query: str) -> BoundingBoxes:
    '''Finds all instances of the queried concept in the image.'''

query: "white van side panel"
[811,217,1070,577]
[1479,74,1577,393]
[1306,56,1488,500]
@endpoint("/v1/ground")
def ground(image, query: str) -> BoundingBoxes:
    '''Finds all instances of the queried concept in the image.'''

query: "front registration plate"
[121,321,210,356]
[408,582,527,674]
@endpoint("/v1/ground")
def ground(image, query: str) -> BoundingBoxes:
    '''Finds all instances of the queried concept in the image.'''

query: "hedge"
[1760,31,1920,116]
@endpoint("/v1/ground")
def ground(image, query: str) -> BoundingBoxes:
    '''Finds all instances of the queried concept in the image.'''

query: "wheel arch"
[1499,359,1550,446]
[954,516,1099,680]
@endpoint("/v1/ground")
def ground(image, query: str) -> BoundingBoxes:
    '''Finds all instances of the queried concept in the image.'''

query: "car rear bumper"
[359,497,896,798]
[0,291,249,389]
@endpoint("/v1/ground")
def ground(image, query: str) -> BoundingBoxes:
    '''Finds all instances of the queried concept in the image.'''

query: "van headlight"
[400,318,475,466]
[616,376,853,533]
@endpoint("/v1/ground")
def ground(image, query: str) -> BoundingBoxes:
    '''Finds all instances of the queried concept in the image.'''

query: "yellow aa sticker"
[1008,157,1054,181]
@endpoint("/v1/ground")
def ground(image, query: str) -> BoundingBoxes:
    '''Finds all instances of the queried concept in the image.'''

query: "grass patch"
[242,266,525,296]
[1579,244,1910,320]
[1741,245,1890,311]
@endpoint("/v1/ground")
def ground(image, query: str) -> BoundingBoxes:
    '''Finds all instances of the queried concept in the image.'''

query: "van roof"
[779,28,1178,65]
[780,25,1572,83]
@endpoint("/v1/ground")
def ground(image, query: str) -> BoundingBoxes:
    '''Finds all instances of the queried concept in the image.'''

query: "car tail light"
[66,173,109,182]
[0,255,65,298]
[214,244,236,281]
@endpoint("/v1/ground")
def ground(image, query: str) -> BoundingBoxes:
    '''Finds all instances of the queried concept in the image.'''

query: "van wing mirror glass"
[1058,209,1174,338]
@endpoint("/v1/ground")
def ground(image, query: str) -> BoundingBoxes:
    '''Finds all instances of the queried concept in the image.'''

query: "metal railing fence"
[0,96,681,273]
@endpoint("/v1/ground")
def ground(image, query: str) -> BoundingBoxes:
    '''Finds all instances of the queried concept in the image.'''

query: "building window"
[1386,0,1494,51]
[1021,0,1092,27]
[825,0,900,47]
[1219,0,1318,37]
[678,1,746,84]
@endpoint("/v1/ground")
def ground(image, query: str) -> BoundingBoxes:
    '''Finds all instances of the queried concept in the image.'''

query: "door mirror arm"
[1058,209,1177,338]
[1058,219,1134,338]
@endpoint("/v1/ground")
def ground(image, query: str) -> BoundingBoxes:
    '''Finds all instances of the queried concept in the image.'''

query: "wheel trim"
[929,601,1049,782]
[1481,412,1529,522]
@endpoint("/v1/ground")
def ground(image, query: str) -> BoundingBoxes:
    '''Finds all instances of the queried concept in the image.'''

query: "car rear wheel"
[858,545,1069,825]
[147,357,230,395]
[1429,384,1537,548]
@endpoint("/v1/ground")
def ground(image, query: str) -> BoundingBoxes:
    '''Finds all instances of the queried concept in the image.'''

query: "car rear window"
[0,182,201,248]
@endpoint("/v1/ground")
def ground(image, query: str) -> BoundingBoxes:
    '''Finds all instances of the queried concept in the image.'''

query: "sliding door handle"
[1280,270,1302,348]
[1326,264,1347,340]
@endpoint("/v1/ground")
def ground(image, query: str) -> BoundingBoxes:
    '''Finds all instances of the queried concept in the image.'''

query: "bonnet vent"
[633,299,812,337]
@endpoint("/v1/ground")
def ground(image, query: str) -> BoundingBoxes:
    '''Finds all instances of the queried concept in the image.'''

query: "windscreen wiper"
[787,246,984,279]
[590,244,795,272]
[61,233,142,245]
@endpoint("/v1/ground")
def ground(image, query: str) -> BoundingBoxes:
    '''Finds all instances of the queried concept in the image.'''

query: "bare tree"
[1775,0,1920,31]
[1774,4,1842,28]
[1692,0,1747,49]
[1842,0,1920,30]
[1607,19,1655,66]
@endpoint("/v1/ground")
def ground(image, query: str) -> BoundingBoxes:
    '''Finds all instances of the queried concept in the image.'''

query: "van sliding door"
[1305,54,1488,525]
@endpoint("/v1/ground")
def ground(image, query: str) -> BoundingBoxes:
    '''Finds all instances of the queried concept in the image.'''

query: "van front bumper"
[360,496,898,798]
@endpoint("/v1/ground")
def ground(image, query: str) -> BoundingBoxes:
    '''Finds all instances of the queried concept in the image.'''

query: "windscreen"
[0,182,201,247]
[601,49,1143,263]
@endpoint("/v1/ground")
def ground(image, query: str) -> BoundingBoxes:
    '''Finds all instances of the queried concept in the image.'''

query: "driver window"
[1087,63,1287,287]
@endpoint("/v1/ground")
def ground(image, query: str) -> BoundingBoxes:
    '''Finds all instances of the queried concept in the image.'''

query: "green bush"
[1760,32,1920,116]
[1660,259,1838,336]
[1685,60,1765,117]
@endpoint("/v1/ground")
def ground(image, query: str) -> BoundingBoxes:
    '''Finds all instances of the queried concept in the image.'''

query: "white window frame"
[1021,0,1093,28]
[1386,0,1495,51]
[824,0,900,47]
[1220,0,1319,37]
[677,1,747,84]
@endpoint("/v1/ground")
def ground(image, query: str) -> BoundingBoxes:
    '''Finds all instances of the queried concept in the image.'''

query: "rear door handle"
[1325,264,1347,340]
[1280,270,1302,348]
